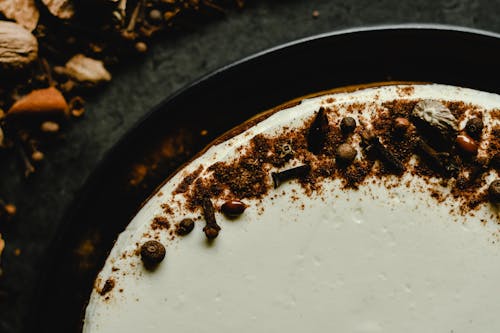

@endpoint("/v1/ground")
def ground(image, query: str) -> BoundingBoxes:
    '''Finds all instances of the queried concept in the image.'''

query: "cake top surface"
[83,84,500,333]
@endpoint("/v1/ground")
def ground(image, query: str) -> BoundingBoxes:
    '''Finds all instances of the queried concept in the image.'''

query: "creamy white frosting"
[83,84,500,333]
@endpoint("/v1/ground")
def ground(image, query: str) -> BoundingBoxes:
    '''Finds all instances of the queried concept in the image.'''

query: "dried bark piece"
[0,21,38,69]
[7,87,68,118]
[0,0,40,31]
[64,54,112,83]
[41,0,75,19]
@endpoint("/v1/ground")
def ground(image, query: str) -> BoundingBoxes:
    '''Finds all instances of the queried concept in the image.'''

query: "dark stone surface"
[1,0,499,332]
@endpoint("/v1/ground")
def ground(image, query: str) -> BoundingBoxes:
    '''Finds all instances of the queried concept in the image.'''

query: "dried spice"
[0,0,246,277]
[456,134,478,155]
[393,117,410,135]
[340,116,356,135]
[277,143,294,159]
[491,153,500,170]
[415,138,459,177]
[99,278,115,296]
[465,117,484,139]
[202,198,220,239]
[271,164,311,188]
[140,240,166,267]
[307,107,329,154]
[489,180,500,204]
[221,200,246,217]
[176,218,195,236]
[0,21,38,69]
[411,99,458,148]
[363,134,404,174]
[335,143,357,166]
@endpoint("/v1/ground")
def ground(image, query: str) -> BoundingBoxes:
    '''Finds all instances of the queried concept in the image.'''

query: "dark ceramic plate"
[29,25,500,333]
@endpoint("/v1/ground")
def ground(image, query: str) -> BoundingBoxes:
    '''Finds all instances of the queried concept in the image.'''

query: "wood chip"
[64,54,111,83]
[41,0,75,19]
[0,21,38,69]
[0,0,40,31]
[7,87,68,117]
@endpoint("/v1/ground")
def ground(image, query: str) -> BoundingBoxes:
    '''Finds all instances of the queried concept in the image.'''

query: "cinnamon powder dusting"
[175,98,499,218]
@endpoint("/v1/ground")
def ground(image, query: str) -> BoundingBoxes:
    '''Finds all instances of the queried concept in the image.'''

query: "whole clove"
[415,138,459,177]
[271,164,311,188]
[363,133,404,174]
[202,197,220,239]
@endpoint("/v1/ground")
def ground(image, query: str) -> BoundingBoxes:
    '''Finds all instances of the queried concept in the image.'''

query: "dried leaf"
[41,0,75,19]
[0,21,38,69]
[0,0,40,31]
[7,87,68,117]
[64,54,112,83]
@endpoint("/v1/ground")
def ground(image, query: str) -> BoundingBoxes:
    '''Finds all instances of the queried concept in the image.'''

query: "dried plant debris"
[0,0,245,167]
[0,0,246,274]
[7,87,68,118]
[60,54,111,83]
[0,0,40,31]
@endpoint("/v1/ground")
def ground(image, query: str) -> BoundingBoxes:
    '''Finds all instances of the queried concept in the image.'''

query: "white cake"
[83,84,500,333]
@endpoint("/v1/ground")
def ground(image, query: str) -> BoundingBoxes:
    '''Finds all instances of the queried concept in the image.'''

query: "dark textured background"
[1,0,500,332]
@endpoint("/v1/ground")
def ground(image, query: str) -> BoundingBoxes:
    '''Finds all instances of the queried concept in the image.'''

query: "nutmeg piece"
[411,99,458,147]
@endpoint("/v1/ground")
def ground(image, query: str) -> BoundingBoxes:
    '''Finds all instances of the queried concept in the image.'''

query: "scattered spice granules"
[178,98,499,218]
